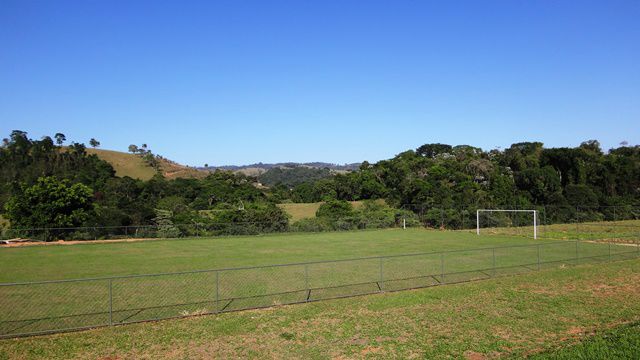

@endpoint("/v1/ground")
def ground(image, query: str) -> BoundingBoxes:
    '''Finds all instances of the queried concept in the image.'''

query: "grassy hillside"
[87,148,207,180]
[86,148,156,180]
[277,202,323,221]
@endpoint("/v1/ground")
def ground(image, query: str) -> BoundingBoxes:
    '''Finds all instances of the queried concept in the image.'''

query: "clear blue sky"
[1,1,639,166]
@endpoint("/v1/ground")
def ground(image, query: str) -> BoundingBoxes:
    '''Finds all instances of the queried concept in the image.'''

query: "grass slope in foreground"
[1,258,639,359]
[528,321,640,360]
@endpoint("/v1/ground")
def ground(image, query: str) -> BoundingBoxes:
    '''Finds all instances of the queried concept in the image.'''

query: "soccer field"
[0,228,546,282]
[1,227,638,339]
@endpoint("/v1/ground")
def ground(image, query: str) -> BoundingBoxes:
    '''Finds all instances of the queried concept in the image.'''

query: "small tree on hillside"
[54,133,66,146]
[89,138,100,148]
[128,144,139,154]
[316,200,354,219]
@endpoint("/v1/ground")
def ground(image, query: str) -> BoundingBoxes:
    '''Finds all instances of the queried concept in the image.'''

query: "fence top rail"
[2,221,286,232]
[0,239,583,287]
[477,209,536,212]
[569,222,640,228]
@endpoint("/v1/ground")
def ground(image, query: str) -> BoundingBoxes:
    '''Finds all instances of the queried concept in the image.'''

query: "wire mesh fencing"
[1,239,639,339]
[1,204,638,243]
[0,218,418,243]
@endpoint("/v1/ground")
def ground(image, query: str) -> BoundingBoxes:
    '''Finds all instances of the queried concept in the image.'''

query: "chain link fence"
[399,204,640,241]
[2,205,638,243]
[1,239,639,338]
[0,218,418,243]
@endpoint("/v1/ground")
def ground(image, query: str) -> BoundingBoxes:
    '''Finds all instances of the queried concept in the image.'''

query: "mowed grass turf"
[1,227,638,340]
[1,257,640,359]
[487,219,640,243]
[0,228,548,283]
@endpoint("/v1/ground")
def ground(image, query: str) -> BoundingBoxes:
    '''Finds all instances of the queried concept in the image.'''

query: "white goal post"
[476,209,537,239]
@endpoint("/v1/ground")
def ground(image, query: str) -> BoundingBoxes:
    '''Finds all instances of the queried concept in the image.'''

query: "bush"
[290,218,333,232]
[316,200,354,219]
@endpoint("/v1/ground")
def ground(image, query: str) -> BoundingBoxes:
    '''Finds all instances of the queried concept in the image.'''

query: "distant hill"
[202,162,361,172]
[89,150,359,182]
[87,148,208,180]
[199,162,360,187]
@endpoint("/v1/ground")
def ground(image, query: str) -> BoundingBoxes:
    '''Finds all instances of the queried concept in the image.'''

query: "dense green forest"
[280,141,640,226]
[258,166,333,187]
[1,130,639,239]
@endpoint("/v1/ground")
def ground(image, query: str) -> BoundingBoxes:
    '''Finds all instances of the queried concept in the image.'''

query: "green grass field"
[484,219,640,243]
[0,228,550,282]
[1,227,639,358]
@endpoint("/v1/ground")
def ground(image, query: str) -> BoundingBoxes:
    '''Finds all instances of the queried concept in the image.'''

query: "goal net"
[476,209,538,239]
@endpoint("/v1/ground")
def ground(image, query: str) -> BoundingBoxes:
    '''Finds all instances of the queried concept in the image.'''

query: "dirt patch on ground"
[464,350,488,360]
[360,346,384,356]
[1,237,164,247]
[588,274,640,298]
[566,326,585,335]
[349,337,368,346]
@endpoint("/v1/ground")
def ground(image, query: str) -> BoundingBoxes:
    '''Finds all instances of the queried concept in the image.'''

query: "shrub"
[316,200,354,219]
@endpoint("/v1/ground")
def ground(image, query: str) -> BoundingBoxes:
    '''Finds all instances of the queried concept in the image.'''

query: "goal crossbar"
[476,209,537,239]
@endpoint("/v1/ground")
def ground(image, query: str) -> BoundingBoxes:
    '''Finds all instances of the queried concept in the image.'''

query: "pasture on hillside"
[277,200,376,222]
[86,148,207,180]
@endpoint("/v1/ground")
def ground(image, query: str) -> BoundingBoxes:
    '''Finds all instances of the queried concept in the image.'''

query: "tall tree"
[4,177,94,239]
[54,133,66,146]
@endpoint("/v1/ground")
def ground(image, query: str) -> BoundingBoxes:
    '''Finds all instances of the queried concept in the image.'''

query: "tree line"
[273,141,640,226]
[1,130,639,239]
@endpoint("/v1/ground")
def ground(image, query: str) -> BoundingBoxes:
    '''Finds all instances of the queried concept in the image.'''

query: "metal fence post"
[304,264,309,301]
[537,244,541,271]
[379,257,384,291]
[492,247,496,277]
[608,243,612,262]
[108,279,113,326]
[440,253,445,283]
[576,206,580,236]
[215,271,220,313]
[543,206,547,237]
